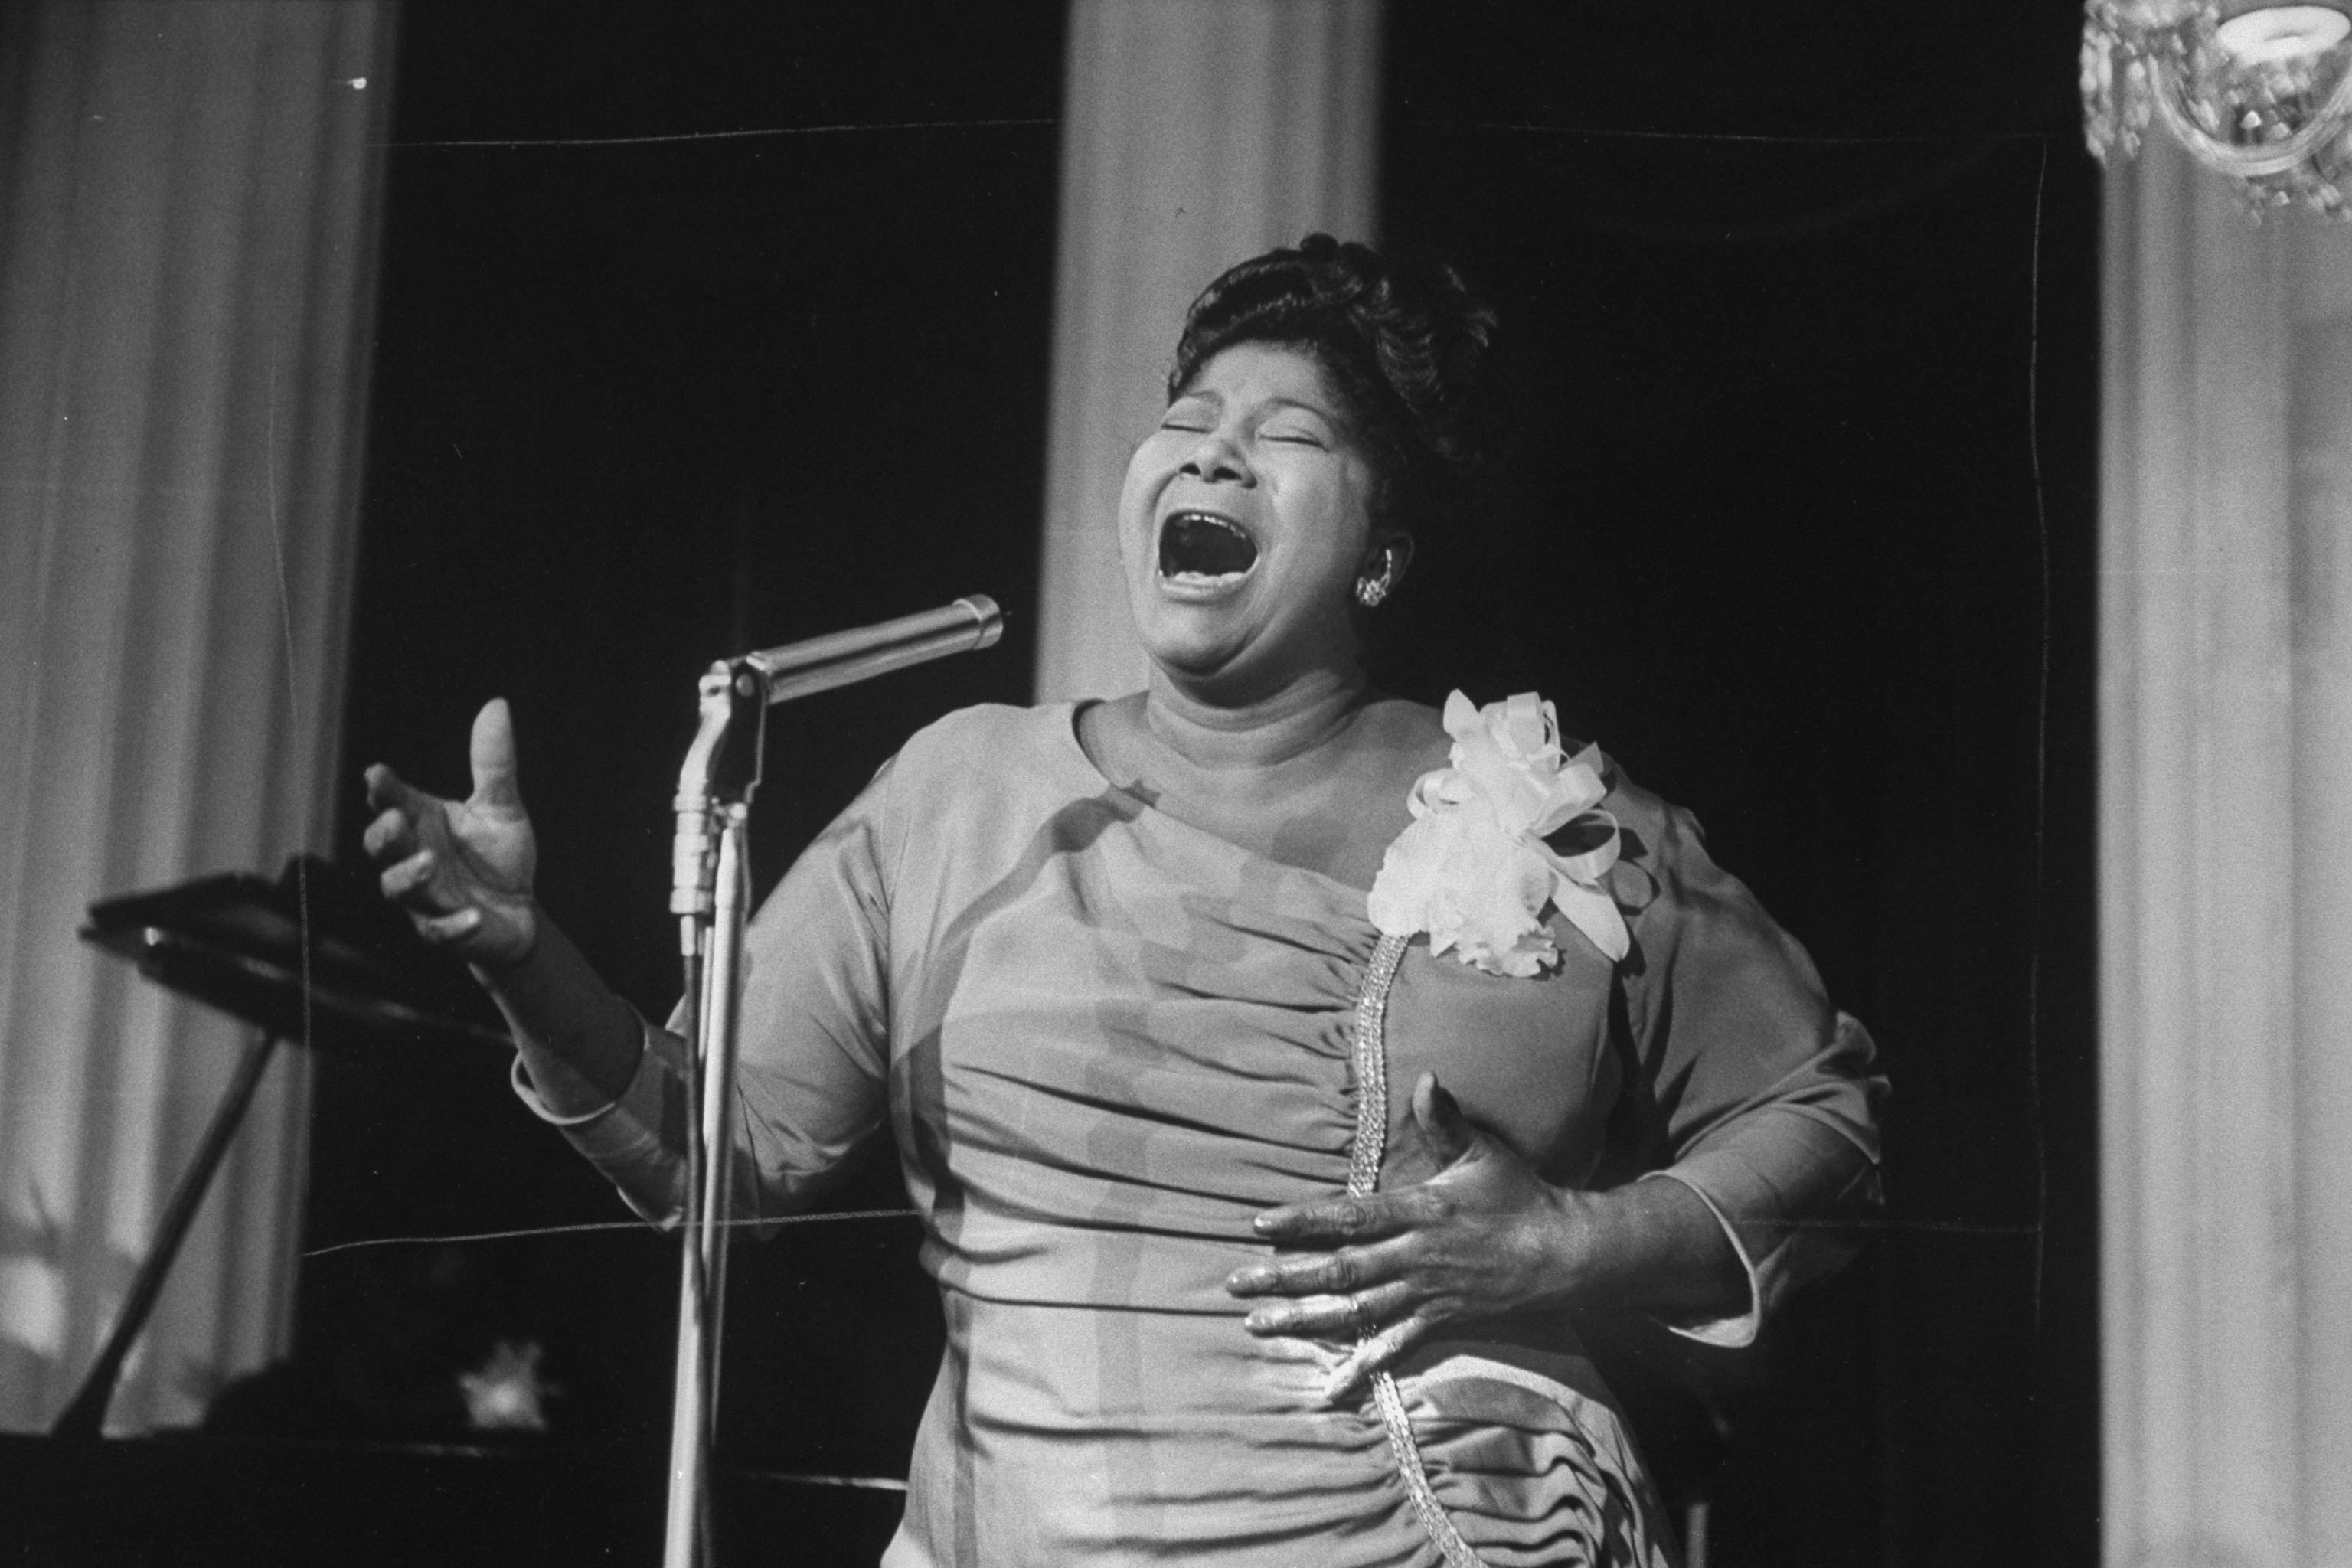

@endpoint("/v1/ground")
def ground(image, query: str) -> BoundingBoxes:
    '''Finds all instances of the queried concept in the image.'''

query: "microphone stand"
[658,596,1001,1568]
[662,656,763,1568]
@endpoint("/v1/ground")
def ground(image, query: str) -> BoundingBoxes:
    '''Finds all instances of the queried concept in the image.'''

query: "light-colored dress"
[523,702,1885,1566]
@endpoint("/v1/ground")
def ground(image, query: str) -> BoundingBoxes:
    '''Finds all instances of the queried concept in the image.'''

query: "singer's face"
[1118,342,1381,691]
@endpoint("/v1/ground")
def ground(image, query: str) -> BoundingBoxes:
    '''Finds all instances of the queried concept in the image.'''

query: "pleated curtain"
[2099,136,2352,1566]
[0,1,393,1432]
[1031,0,1385,702]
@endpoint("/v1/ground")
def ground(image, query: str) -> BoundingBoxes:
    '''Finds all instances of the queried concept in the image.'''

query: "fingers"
[361,804,409,862]
[377,847,438,904]
[374,838,468,930]
[1227,1235,1412,1300]
[415,906,483,946]
[468,697,523,810]
[1409,1072,1478,1168]
[1324,1312,1439,1403]
[362,762,403,814]
[1239,1279,1415,1339]
[1225,1227,1446,1398]
[1252,1188,1438,1246]
[363,761,438,822]
[361,764,446,868]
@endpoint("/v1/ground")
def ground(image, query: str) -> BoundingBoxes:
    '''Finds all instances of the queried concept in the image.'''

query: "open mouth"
[1157,511,1259,583]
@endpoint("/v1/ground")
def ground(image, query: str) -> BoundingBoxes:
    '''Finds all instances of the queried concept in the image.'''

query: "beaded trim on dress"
[1345,930,1491,1568]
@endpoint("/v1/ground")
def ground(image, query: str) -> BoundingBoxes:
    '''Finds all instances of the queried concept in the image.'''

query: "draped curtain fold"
[1032,0,1384,701]
[2101,136,2352,1566]
[0,0,392,1432]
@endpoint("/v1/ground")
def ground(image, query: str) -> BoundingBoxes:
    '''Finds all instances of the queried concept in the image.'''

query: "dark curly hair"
[1167,234,1499,540]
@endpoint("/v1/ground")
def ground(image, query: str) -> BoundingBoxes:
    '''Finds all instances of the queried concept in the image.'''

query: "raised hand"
[1226,1072,1593,1401]
[362,697,541,972]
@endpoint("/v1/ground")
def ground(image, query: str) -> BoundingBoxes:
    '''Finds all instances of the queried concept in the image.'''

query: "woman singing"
[363,235,1884,1566]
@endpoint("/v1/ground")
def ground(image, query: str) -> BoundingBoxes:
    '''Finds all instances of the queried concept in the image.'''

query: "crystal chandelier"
[2083,0,2352,216]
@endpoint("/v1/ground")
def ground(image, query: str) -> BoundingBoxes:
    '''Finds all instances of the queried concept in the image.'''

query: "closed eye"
[1161,395,1217,433]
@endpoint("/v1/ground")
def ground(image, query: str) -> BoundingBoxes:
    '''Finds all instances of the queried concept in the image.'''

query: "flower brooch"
[1366,691,1628,978]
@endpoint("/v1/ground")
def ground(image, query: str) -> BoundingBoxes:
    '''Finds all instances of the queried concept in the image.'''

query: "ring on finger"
[1348,1295,1375,1338]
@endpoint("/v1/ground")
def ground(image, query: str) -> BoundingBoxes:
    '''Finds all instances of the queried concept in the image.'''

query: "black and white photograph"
[1,2,2346,1564]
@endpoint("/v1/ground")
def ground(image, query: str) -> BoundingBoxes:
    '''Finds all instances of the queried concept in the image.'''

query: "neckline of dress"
[1049,697,1386,910]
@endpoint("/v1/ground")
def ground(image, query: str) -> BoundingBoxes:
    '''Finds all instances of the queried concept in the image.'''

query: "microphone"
[670,594,1007,929]
[744,594,1004,704]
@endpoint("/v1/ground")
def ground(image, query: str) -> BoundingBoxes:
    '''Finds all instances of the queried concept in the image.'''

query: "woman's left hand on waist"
[1224,1073,1595,1403]
[1227,1073,1750,1402]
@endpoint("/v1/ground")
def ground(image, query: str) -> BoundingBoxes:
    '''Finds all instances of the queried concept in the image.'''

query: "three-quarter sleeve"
[511,759,900,1227]
[1606,790,1886,1346]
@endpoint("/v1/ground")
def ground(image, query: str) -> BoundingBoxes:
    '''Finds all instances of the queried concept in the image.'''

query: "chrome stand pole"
[661,662,765,1568]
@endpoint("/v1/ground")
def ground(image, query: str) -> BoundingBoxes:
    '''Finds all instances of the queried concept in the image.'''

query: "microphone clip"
[668,657,766,941]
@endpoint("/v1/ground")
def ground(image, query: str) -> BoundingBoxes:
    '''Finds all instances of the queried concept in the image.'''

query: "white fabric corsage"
[1366,691,1628,977]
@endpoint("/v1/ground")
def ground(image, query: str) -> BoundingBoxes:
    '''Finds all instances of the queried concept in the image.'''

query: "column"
[2101,132,2352,1566]
[2286,226,2352,1568]
[1033,0,1385,702]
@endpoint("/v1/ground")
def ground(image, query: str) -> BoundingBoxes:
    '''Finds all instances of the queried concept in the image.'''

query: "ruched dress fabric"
[530,703,1886,1566]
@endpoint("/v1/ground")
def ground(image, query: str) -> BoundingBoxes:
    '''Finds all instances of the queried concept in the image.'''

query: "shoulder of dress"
[896,701,1065,762]
[1594,753,1662,828]
[884,701,1082,800]
[862,704,1099,891]
[1593,755,1710,875]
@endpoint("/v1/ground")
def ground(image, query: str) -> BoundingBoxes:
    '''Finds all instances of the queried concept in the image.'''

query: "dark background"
[273,3,2099,1563]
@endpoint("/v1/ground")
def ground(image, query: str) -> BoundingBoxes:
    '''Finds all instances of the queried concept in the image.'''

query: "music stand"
[51,855,509,1441]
